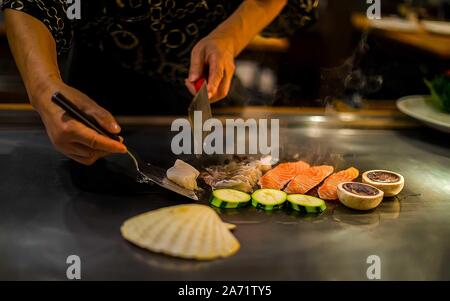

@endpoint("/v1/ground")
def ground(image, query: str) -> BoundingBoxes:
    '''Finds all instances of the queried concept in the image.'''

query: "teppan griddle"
[0,111,449,280]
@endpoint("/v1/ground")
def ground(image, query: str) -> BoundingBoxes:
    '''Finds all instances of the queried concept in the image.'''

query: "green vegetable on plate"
[425,74,450,114]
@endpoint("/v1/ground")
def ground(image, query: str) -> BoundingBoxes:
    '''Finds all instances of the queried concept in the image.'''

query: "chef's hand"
[186,36,235,103]
[33,80,127,165]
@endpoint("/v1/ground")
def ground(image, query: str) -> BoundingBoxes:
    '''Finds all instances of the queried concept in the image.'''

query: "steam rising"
[213,34,385,165]
[319,33,383,108]
[234,33,383,109]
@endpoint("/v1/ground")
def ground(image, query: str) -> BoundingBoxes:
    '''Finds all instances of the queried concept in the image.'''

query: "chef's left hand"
[186,36,235,103]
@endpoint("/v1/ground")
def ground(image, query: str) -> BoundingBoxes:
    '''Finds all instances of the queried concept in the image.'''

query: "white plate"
[421,20,450,36]
[397,95,450,133]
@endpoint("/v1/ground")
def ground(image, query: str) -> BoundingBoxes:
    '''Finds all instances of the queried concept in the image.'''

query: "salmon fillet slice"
[259,161,310,190]
[284,165,334,194]
[318,167,359,200]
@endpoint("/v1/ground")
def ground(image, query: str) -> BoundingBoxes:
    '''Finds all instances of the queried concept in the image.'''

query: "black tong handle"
[51,92,121,142]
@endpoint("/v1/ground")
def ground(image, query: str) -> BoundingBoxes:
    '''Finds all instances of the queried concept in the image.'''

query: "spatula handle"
[194,77,206,93]
[51,92,121,142]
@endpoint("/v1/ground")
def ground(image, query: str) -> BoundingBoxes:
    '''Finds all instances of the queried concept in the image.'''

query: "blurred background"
[0,0,449,108]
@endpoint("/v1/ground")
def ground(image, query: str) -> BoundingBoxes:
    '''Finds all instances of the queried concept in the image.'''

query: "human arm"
[4,8,126,165]
[186,0,288,102]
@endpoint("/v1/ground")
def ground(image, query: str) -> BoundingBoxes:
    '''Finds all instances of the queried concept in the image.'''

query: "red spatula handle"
[194,77,206,93]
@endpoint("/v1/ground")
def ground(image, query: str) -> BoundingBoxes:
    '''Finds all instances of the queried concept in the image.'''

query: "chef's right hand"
[32,80,127,165]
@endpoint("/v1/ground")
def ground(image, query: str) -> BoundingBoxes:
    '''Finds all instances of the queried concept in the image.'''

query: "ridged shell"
[121,204,240,260]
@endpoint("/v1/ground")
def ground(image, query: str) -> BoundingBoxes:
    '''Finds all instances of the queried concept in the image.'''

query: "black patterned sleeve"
[1,0,72,53]
[262,0,319,37]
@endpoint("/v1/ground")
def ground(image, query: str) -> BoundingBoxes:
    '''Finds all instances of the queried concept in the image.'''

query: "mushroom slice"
[337,182,384,211]
[362,170,404,197]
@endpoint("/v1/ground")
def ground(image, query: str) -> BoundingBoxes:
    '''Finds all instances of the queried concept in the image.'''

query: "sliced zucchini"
[286,194,326,213]
[210,189,251,209]
[251,189,287,211]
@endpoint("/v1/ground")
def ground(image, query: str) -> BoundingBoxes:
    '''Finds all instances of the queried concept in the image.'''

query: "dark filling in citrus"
[367,171,400,183]
[343,183,379,196]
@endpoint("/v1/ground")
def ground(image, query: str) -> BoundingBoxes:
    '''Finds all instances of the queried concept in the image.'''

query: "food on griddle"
[202,157,271,193]
[286,195,327,213]
[337,182,384,211]
[251,189,287,211]
[284,165,334,194]
[362,170,404,197]
[210,189,252,209]
[121,204,240,260]
[259,155,274,173]
[166,159,199,190]
[318,167,359,200]
[259,161,310,190]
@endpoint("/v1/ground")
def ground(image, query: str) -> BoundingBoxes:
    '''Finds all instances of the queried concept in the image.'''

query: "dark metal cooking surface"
[0,120,449,280]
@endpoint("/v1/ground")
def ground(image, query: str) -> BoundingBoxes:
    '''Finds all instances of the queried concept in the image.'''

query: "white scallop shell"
[121,204,240,260]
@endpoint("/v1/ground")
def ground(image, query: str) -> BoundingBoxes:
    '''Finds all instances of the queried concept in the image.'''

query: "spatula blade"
[188,81,212,127]
[140,163,199,200]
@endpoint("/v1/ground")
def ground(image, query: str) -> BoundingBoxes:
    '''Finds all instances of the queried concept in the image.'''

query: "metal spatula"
[189,78,212,155]
[51,92,198,200]
[189,78,212,124]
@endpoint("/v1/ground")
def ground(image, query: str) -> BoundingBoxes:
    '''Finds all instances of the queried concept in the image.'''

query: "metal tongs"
[51,92,198,200]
